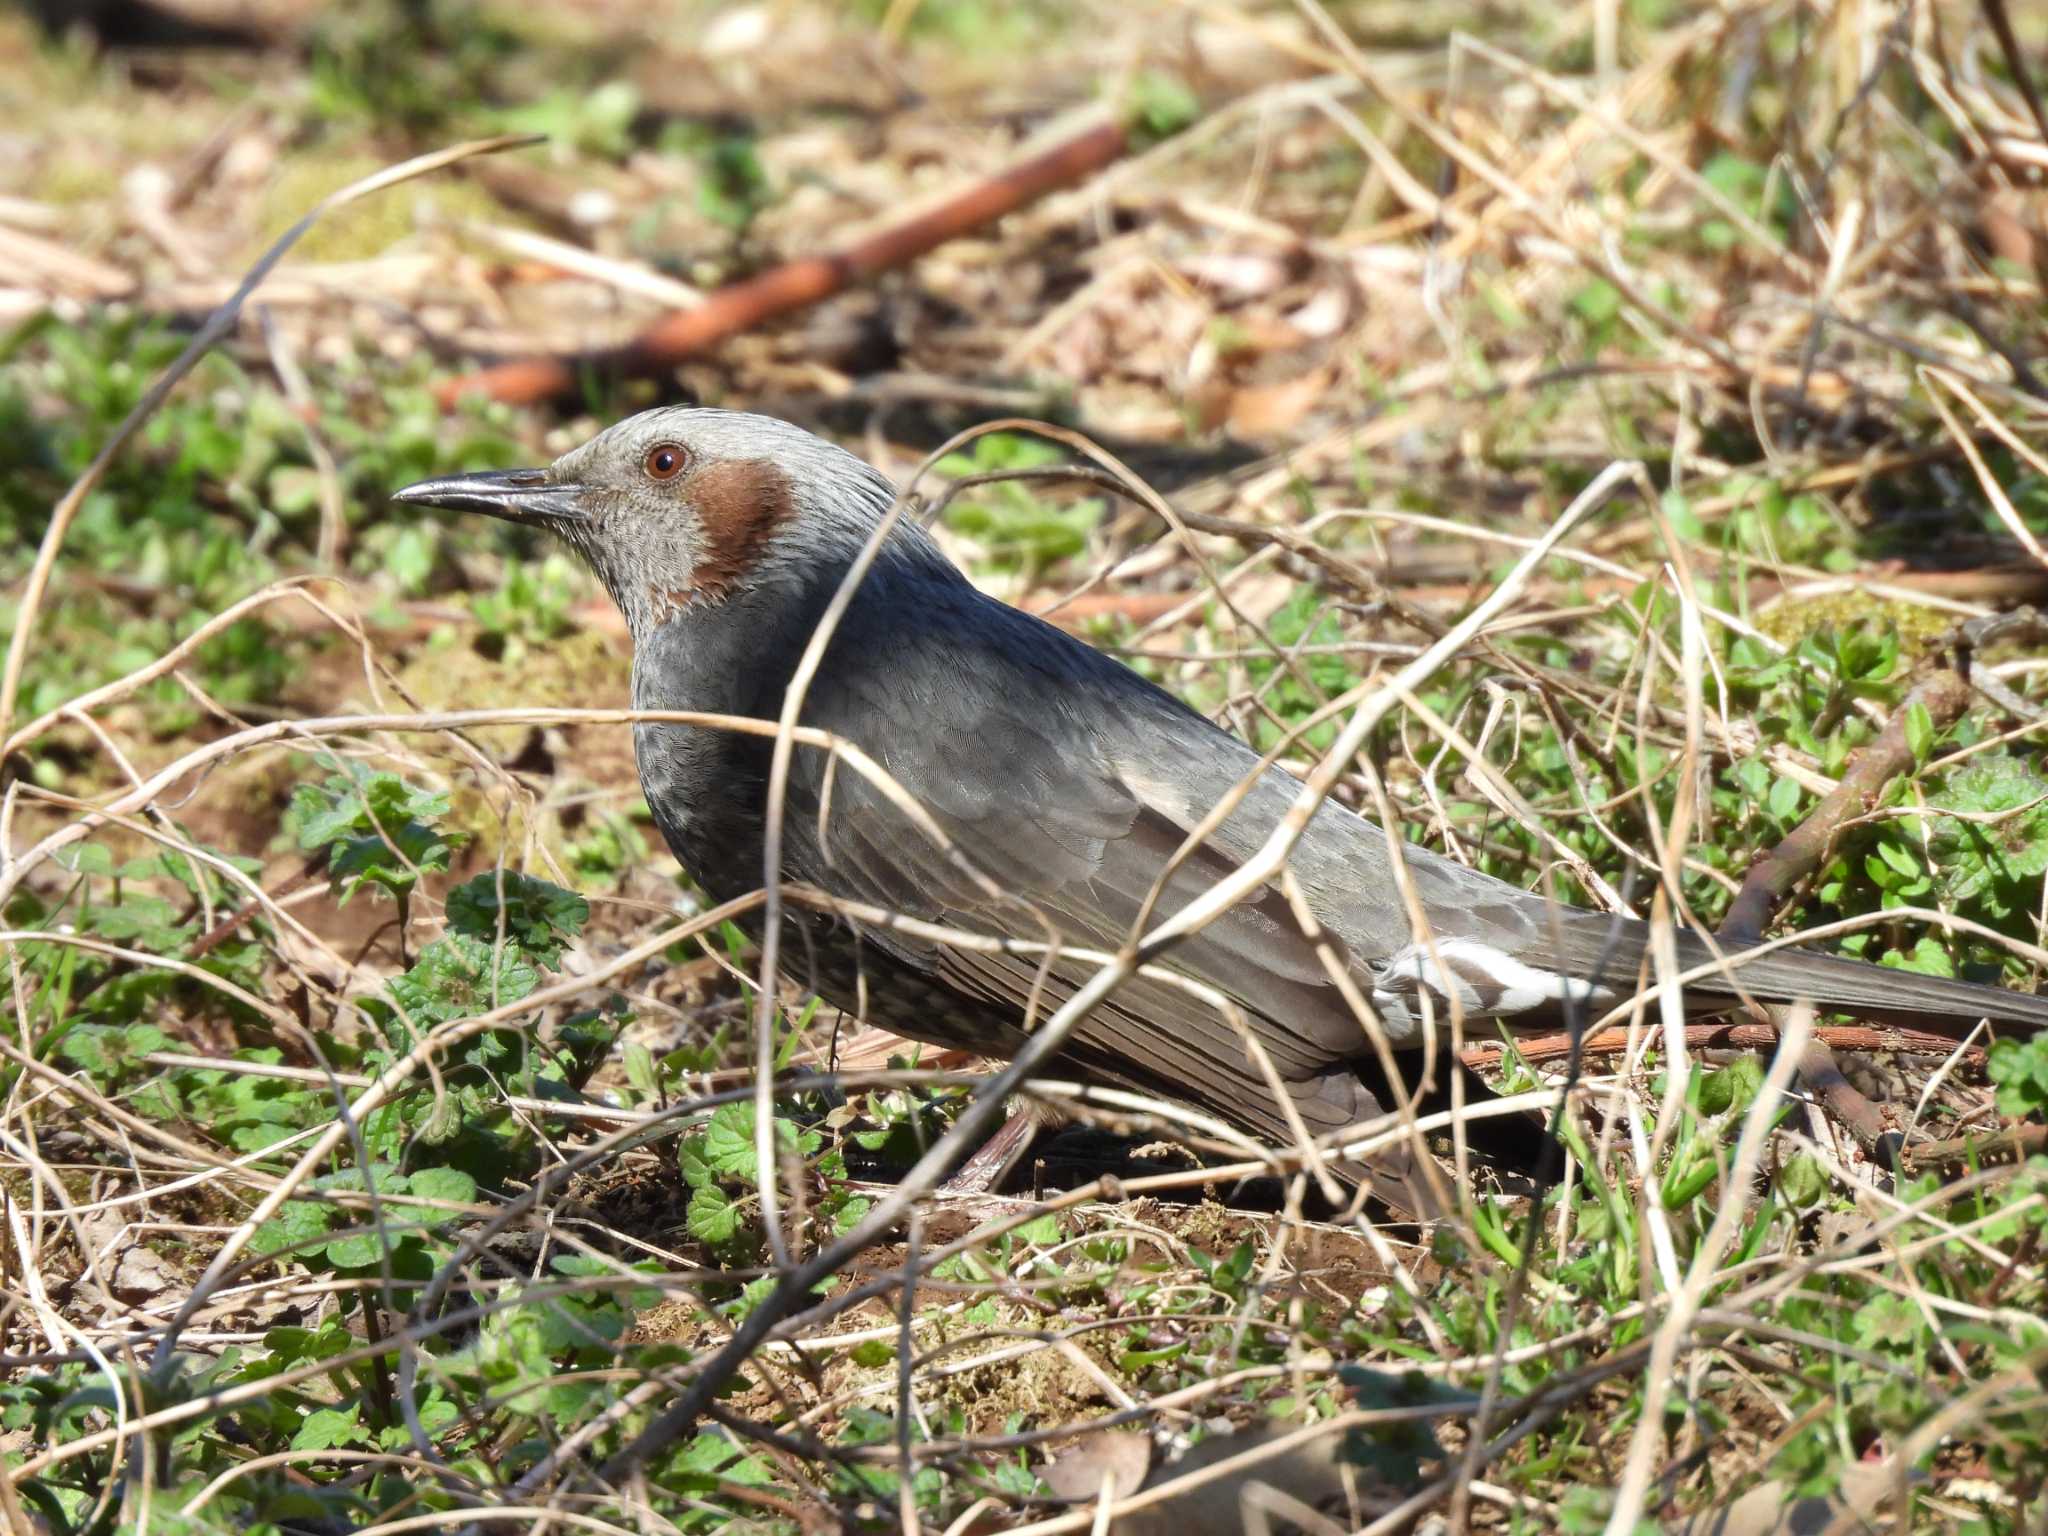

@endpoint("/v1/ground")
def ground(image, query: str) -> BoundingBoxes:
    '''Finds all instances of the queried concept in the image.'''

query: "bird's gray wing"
[772,607,1404,1122]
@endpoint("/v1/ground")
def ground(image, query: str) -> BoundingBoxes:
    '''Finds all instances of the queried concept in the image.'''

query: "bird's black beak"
[391,468,591,530]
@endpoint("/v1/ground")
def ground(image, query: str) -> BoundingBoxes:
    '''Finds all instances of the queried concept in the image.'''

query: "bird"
[395,407,2048,1213]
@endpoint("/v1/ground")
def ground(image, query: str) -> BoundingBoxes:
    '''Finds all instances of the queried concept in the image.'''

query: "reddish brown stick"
[1457,1021,1983,1070]
[1719,667,1973,945]
[1709,646,1999,1152]
[439,116,1131,409]
[1899,1121,2047,1174]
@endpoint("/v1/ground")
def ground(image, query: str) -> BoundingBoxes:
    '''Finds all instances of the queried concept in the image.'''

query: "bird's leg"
[938,1101,1042,1195]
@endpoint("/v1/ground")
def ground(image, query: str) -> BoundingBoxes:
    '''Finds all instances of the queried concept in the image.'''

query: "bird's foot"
[937,1109,1039,1196]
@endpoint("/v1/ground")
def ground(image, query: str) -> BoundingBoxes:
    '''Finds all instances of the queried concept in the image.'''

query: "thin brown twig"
[1718,668,1973,946]
[1458,1020,1988,1069]
[1898,1121,2048,1175]
[437,111,1135,408]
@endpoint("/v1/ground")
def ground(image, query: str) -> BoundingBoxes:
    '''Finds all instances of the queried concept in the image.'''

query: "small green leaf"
[292,1403,370,1451]
[1777,1154,1827,1208]
[1904,699,1934,765]
[407,1167,478,1205]
[1988,1037,2048,1117]
[444,871,588,966]
[324,1231,390,1269]
[1119,1340,1188,1371]
[85,896,191,952]
[379,1393,458,1448]
[721,1275,779,1320]
[288,760,461,903]
[1571,278,1623,323]
[1766,774,1802,820]
[1851,1292,1922,1353]
[1697,1056,1763,1117]
[1874,839,1922,880]
[1928,755,2048,915]
[1878,936,1955,978]
[687,1184,742,1245]
[1017,1214,1062,1247]
[264,1322,352,1365]
[1126,70,1198,144]
[1468,1198,1523,1265]
[849,1339,894,1369]
[250,1200,333,1257]
[625,1042,659,1097]
[385,933,540,1027]
[1662,488,1704,543]
[54,843,116,877]
[384,524,436,594]
[831,1193,872,1236]
[701,1102,759,1180]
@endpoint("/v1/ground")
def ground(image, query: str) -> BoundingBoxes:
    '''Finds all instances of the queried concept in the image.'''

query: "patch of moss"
[396,625,633,863]
[1754,592,1952,657]
[249,153,508,264]
[926,1323,1113,1434]
[398,626,629,746]
[812,1296,1117,1438]
[1170,1199,1243,1256]
[31,151,120,208]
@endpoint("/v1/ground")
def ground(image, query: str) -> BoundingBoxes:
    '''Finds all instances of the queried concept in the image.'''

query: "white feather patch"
[1371,937,1599,1042]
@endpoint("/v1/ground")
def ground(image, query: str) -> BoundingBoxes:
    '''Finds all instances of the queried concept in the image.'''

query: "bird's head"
[393,407,915,634]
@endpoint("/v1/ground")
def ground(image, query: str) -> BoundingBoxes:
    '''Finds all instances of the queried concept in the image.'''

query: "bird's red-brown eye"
[643,444,688,481]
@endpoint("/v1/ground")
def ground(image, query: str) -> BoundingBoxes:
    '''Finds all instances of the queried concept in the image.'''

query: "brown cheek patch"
[680,457,798,603]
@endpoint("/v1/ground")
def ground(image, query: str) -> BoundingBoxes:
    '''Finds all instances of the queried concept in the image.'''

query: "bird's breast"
[627,618,785,899]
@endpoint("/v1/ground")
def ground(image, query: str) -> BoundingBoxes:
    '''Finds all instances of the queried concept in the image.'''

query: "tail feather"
[1547,915,2048,1036]
[1731,941,2048,1033]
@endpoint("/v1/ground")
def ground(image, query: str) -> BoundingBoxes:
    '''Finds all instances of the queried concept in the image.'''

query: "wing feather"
[781,656,1382,1090]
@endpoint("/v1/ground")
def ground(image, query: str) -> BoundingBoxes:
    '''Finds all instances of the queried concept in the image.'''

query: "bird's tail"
[1548,914,2048,1037]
